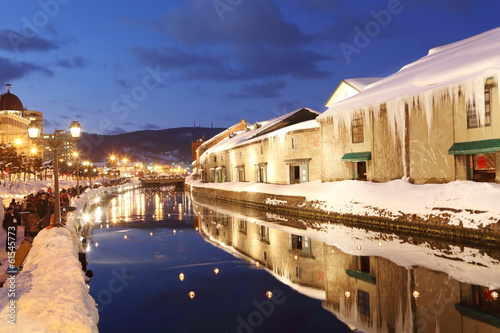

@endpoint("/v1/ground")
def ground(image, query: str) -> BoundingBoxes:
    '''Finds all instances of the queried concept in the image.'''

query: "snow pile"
[187,177,500,229]
[0,227,98,333]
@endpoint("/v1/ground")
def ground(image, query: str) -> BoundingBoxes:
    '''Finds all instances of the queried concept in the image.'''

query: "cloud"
[227,80,287,99]
[0,57,54,83]
[105,127,127,135]
[150,0,309,47]
[57,56,89,69]
[0,29,59,53]
[131,45,331,81]
[140,123,161,130]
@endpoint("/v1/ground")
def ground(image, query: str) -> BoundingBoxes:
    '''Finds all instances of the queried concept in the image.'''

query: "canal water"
[87,187,500,333]
[87,188,351,333]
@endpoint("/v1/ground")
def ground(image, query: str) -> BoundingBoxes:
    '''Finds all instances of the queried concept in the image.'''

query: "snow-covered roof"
[343,78,383,92]
[318,27,500,121]
[203,108,320,155]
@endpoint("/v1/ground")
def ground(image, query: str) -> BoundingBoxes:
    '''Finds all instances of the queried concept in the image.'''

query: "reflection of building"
[195,200,500,332]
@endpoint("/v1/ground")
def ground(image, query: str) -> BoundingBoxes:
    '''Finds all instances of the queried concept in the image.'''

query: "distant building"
[0,85,41,158]
[43,130,77,163]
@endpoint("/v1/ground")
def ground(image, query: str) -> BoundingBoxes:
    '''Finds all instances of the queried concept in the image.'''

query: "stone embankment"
[186,183,500,246]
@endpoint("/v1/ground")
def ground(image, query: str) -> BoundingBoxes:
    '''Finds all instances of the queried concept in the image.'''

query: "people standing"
[2,207,17,252]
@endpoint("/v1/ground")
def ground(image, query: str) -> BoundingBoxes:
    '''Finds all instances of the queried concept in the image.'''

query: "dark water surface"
[87,188,351,333]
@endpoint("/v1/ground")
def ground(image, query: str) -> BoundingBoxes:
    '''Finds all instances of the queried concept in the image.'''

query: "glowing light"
[195,227,199,231]
[179,273,185,281]
[86,244,91,252]
[255,262,260,268]
[357,245,361,250]
[378,242,382,247]
[95,243,99,247]
[413,291,420,299]
[188,291,195,299]
[492,291,499,301]
[214,268,219,275]
[150,232,153,237]
[82,214,91,223]
[124,235,128,240]
[330,250,335,255]
[266,291,273,299]
[294,255,298,261]
[173,230,176,234]
[344,291,351,299]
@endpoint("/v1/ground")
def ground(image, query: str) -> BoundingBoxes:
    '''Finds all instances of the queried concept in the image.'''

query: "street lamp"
[28,120,82,227]
[73,151,80,197]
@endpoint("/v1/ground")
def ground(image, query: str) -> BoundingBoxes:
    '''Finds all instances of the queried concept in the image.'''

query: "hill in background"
[78,127,225,166]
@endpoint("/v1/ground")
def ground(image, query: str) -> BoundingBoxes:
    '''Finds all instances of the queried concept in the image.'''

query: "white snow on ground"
[0,180,136,332]
[194,198,500,290]
[0,227,98,333]
[187,177,500,229]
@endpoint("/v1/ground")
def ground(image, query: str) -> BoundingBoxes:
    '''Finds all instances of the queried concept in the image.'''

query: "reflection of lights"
[150,232,153,236]
[255,262,260,268]
[266,291,273,299]
[492,291,499,301]
[294,255,298,261]
[413,291,420,299]
[179,273,185,281]
[214,268,219,275]
[189,291,195,299]
[345,291,351,299]
[124,235,128,240]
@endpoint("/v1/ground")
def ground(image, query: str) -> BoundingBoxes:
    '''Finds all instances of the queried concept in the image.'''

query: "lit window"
[352,115,364,143]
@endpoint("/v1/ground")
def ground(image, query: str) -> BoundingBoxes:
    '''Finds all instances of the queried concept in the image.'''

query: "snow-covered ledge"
[0,227,98,332]
[0,182,138,332]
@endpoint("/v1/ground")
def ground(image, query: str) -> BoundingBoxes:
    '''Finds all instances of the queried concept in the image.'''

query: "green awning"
[341,152,372,162]
[448,138,500,155]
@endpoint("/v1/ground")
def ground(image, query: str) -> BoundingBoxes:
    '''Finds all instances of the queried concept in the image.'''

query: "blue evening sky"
[1,0,499,134]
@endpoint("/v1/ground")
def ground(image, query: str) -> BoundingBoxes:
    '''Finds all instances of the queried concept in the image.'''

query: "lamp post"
[73,151,80,197]
[28,120,82,227]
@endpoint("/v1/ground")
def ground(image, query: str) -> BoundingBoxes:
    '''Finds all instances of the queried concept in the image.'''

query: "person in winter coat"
[2,207,17,251]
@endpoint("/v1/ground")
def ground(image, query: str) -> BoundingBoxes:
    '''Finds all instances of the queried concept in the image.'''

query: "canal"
[86,187,500,333]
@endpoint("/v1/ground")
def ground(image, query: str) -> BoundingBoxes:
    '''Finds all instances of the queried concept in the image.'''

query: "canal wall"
[186,182,500,246]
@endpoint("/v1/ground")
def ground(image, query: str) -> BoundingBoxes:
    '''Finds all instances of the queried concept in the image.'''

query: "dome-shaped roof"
[0,91,24,111]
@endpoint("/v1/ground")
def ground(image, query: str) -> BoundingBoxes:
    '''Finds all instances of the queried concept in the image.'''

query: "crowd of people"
[2,184,91,251]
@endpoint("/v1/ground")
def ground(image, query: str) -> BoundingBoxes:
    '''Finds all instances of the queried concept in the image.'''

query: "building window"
[352,115,364,143]
[358,290,370,318]
[259,226,269,243]
[356,256,370,273]
[214,156,217,162]
[221,155,224,161]
[473,153,496,182]
[238,220,247,234]
[296,266,302,278]
[468,89,492,129]
[260,144,263,155]
[292,137,298,149]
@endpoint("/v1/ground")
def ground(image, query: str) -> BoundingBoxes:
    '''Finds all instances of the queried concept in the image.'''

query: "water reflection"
[192,195,500,333]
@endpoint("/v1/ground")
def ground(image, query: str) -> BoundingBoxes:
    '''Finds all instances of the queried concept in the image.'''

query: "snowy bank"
[187,177,500,230]
[0,227,98,333]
